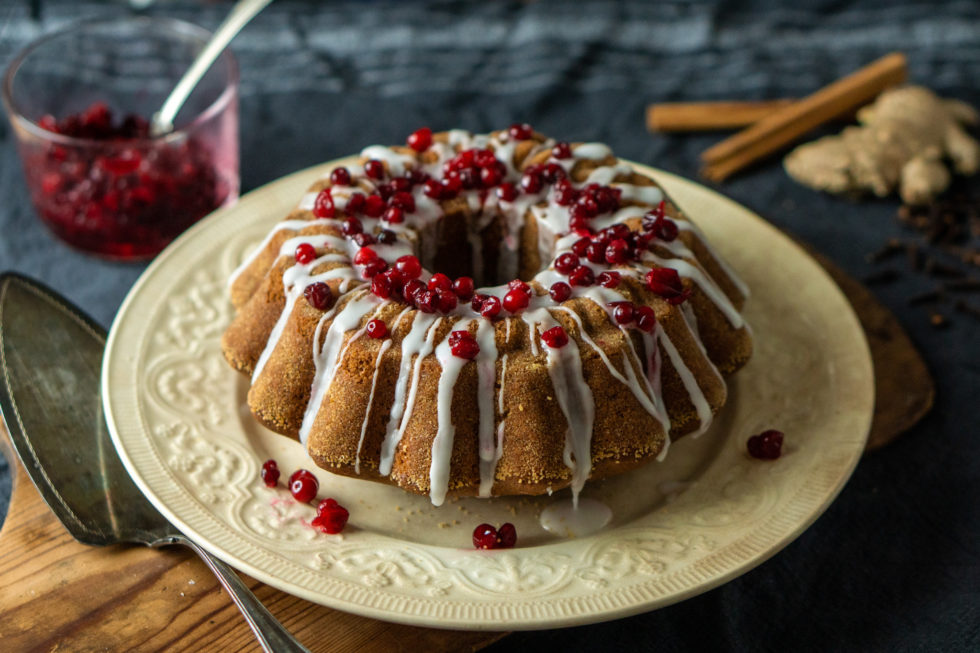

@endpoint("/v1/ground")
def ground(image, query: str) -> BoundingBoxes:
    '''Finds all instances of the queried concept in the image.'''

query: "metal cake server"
[0,272,307,653]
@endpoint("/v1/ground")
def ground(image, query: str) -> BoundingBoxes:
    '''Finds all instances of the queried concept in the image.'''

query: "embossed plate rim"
[103,158,874,630]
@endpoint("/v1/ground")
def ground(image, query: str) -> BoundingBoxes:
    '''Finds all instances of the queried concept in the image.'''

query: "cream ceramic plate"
[103,159,873,630]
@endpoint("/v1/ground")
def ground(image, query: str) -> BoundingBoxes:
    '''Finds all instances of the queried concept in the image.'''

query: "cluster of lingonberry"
[471,279,532,318]
[312,165,421,226]
[260,460,350,534]
[31,101,225,258]
[369,255,476,314]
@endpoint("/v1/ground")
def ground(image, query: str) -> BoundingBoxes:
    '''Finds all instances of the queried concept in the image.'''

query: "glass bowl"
[2,16,239,260]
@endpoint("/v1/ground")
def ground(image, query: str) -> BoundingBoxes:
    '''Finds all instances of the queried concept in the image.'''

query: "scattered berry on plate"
[747,429,784,460]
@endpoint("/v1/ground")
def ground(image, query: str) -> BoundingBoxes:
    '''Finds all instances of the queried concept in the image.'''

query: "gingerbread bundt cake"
[222,126,752,506]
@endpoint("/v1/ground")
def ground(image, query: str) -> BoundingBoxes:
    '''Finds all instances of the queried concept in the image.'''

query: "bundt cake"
[222,126,752,506]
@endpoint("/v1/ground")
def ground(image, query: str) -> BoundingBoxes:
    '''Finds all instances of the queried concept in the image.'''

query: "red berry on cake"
[304,282,335,311]
[294,242,316,264]
[353,247,377,265]
[555,252,579,274]
[453,276,475,300]
[390,191,415,212]
[449,330,480,359]
[436,288,458,313]
[363,194,385,218]
[605,239,629,264]
[403,279,426,302]
[383,206,404,224]
[646,267,691,304]
[549,281,572,302]
[423,179,443,199]
[552,142,572,159]
[508,123,533,140]
[635,305,657,332]
[364,159,385,180]
[416,290,438,313]
[542,326,569,348]
[312,189,335,218]
[371,275,393,299]
[428,272,452,292]
[612,302,636,325]
[597,271,621,288]
[353,233,376,248]
[407,127,432,152]
[520,171,543,194]
[503,287,530,313]
[571,237,591,257]
[653,217,679,242]
[553,179,577,206]
[367,318,388,340]
[569,265,595,287]
[341,217,363,235]
[396,255,422,279]
[496,182,518,202]
[480,295,502,318]
[346,192,365,214]
[330,167,351,186]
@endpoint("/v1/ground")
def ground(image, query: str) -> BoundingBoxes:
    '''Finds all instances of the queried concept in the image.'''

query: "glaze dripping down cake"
[222,126,753,506]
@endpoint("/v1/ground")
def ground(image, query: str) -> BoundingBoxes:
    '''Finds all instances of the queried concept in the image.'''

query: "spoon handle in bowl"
[174,534,310,653]
[152,0,273,135]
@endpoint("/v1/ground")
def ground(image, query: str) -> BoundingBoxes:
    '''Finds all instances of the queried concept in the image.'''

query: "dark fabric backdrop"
[0,1,977,651]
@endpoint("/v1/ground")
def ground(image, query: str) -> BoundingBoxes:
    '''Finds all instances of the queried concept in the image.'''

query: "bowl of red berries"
[2,16,239,260]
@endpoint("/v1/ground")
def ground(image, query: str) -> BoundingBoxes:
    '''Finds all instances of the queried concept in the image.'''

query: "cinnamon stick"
[646,99,796,132]
[701,52,908,181]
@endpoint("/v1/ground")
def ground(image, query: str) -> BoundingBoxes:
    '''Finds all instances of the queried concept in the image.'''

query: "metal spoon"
[151,0,273,136]
[0,273,308,653]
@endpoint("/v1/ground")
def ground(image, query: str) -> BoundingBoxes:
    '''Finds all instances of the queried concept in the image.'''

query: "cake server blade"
[0,272,307,653]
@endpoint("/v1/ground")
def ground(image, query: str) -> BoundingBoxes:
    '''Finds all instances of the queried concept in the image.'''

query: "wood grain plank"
[0,424,506,652]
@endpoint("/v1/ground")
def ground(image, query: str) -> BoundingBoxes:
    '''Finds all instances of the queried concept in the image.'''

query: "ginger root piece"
[784,86,979,205]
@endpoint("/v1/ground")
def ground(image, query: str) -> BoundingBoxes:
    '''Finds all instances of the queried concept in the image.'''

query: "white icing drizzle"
[474,319,499,497]
[360,145,415,177]
[585,162,634,185]
[430,319,473,505]
[299,291,380,445]
[540,497,612,537]
[378,313,439,475]
[354,306,415,473]
[613,183,663,206]
[573,143,613,160]
[229,218,334,288]
[355,338,392,474]
[675,220,751,299]
[654,321,713,437]
[644,252,744,328]
[553,305,667,428]
[297,192,318,212]
[520,307,595,507]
